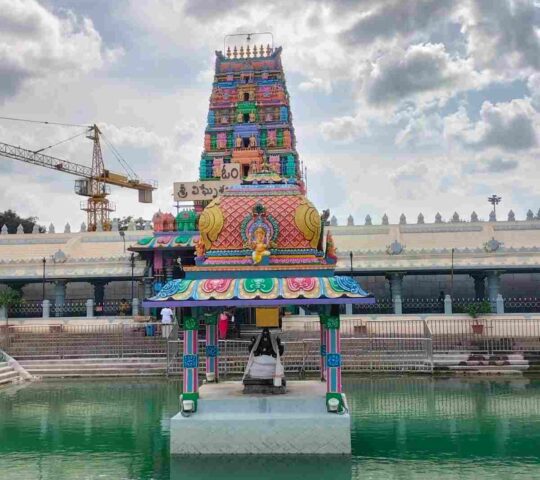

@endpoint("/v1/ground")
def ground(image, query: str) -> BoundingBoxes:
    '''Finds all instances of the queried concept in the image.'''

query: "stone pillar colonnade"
[54,280,66,317]
[471,273,486,300]
[204,313,219,382]
[181,312,200,412]
[143,277,154,315]
[387,273,404,315]
[487,271,502,313]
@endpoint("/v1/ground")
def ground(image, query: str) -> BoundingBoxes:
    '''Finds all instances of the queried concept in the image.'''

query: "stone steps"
[18,357,167,378]
[0,363,22,387]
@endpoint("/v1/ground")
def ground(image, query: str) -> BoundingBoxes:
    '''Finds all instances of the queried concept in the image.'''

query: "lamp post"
[349,251,353,276]
[450,248,455,298]
[42,257,46,301]
[119,230,126,253]
[488,194,501,217]
[130,252,135,300]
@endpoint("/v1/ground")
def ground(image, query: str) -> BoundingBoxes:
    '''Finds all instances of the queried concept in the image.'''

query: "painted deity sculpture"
[249,227,271,265]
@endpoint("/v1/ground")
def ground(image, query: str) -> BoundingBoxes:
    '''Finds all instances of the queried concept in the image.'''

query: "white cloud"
[459,0,540,75]
[319,115,369,143]
[394,111,444,147]
[362,43,482,106]
[445,98,538,151]
[0,0,122,102]
[340,0,456,45]
[529,72,540,110]
[298,78,332,94]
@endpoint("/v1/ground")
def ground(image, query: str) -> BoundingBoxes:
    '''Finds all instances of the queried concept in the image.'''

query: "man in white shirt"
[160,307,174,338]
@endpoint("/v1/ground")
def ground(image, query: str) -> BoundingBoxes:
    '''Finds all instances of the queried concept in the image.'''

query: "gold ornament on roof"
[294,199,321,249]
[198,199,224,250]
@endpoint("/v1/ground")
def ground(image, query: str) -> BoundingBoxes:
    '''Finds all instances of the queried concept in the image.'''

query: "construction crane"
[0,122,157,231]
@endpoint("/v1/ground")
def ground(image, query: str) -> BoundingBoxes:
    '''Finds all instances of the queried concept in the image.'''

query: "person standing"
[218,311,229,340]
[160,306,175,338]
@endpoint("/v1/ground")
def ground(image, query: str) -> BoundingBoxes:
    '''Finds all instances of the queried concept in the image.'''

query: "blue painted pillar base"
[321,311,344,413]
[182,315,200,412]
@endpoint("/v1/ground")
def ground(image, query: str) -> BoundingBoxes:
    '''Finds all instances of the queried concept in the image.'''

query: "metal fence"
[427,318,540,354]
[285,316,540,355]
[0,323,166,359]
[504,297,540,314]
[7,301,43,318]
[165,334,433,377]
[50,300,87,318]
[6,299,134,319]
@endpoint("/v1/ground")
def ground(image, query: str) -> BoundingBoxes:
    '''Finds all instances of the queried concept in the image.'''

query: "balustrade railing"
[504,297,540,313]
[8,301,43,318]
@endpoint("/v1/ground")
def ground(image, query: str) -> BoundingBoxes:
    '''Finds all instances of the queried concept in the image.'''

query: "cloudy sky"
[0,0,539,229]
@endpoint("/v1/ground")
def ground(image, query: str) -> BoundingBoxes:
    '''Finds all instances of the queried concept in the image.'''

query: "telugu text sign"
[220,163,241,181]
[173,181,237,201]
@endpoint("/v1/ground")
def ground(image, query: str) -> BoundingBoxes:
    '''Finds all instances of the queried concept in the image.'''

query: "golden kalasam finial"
[226,46,231,58]
[246,45,251,57]
[260,44,265,57]
[233,46,238,58]
[266,44,271,56]
[239,45,244,58]
[253,44,258,57]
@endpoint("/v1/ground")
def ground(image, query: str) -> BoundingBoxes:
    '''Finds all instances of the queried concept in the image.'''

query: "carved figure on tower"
[249,227,271,265]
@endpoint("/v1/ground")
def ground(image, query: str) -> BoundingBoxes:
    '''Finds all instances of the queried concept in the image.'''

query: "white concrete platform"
[170,381,351,455]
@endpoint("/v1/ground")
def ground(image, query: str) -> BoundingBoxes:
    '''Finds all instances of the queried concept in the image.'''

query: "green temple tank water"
[1,376,540,479]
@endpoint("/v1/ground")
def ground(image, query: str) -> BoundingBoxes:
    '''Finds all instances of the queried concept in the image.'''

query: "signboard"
[256,308,280,328]
[173,181,231,201]
[173,163,242,201]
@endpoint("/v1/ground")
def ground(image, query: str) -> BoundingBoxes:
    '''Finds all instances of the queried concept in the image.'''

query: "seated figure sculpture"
[249,227,271,265]
[243,328,286,394]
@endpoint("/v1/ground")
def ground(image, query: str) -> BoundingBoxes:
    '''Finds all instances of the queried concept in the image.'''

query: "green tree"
[0,210,45,233]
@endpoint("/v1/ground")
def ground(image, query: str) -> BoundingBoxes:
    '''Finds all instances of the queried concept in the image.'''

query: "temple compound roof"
[144,44,373,307]
[0,230,147,282]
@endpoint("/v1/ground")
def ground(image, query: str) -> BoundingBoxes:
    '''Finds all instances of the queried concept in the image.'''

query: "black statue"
[248,328,284,358]
[243,327,286,394]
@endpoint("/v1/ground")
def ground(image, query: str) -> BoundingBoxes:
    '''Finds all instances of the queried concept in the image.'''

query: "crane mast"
[81,124,115,231]
[0,122,156,231]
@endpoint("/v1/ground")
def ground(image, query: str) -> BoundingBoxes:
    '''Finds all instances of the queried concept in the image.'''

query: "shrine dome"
[188,179,332,275]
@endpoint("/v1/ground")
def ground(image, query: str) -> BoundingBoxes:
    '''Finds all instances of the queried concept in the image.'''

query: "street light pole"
[42,257,46,301]
[349,251,353,276]
[488,194,502,218]
[450,248,455,298]
[119,230,126,253]
[130,252,135,300]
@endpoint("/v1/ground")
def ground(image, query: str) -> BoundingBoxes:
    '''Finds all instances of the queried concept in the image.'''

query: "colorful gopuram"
[144,38,374,455]
[201,44,301,189]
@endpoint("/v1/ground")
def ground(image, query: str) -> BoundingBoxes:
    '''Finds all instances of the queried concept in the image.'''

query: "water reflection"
[171,455,352,480]
[1,376,540,479]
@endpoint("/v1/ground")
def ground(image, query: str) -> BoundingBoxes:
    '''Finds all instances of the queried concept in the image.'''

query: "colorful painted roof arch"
[147,275,374,308]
